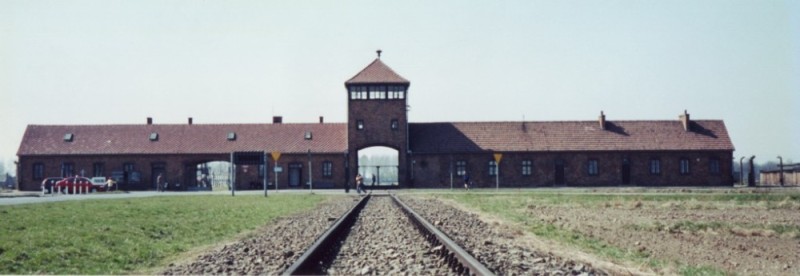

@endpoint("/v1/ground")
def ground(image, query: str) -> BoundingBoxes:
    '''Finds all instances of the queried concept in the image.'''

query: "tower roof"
[345,58,409,85]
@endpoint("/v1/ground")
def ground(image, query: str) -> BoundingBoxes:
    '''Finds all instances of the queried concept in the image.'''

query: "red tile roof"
[18,120,735,156]
[17,123,347,155]
[345,59,410,85]
[409,120,734,153]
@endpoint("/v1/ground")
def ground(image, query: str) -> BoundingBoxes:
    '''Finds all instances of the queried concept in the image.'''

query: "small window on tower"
[391,119,399,130]
[357,120,364,130]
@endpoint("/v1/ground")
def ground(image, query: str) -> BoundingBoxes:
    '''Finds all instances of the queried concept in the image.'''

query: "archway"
[357,146,399,188]
[192,161,231,191]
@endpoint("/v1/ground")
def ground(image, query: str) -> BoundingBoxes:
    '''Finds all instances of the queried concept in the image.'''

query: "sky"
[1,0,798,175]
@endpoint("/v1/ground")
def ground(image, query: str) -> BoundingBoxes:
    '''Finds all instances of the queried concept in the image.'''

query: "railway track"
[282,193,494,275]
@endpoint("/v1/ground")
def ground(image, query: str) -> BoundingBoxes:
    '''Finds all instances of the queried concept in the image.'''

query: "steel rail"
[282,194,371,275]
[391,194,495,276]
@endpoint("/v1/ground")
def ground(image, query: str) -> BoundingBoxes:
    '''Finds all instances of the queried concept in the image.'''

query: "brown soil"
[519,198,799,275]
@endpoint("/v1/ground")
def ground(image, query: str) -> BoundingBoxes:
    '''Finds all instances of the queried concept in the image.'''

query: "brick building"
[16,54,735,191]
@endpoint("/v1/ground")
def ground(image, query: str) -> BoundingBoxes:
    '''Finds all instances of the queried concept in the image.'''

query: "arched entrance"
[357,146,399,188]
[190,161,231,191]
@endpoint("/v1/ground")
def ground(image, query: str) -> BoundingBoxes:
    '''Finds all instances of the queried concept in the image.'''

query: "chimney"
[273,116,283,124]
[598,111,606,130]
[188,117,193,125]
[679,110,690,131]
[147,117,153,125]
[319,116,324,124]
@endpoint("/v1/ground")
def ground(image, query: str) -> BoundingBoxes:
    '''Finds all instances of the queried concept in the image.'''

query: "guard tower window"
[369,86,386,99]
[357,120,364,130]
[350,86,367,100]
[388,86,405,99]
[390,119,399,130]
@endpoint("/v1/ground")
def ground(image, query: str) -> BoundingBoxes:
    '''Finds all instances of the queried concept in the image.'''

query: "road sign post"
[271,152,281,192]
[494,153,502,190]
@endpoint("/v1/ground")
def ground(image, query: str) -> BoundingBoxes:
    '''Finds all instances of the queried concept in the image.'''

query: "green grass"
[0,194,326,274]
[436,192,737,276]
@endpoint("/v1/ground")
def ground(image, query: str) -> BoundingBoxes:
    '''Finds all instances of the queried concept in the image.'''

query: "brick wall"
[18,153,349,191]
[410,150,733,188]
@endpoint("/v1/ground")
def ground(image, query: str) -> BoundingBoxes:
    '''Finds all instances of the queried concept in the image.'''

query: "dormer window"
[227,132,236,141]
[63,133,74,142]
[304,131,313,140]
[149,132,158,141]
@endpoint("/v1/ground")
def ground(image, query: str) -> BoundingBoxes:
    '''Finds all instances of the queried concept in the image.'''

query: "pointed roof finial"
[376,49,382,59]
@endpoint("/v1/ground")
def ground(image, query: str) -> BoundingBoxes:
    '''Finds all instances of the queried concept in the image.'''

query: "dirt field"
[436,188,800,275]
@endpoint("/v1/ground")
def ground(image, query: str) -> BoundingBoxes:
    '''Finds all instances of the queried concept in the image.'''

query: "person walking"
[105,177,116,192]
[355,173,364,194]
[156,173,164,192]
[463,173,470,191]
[371,174,376,190]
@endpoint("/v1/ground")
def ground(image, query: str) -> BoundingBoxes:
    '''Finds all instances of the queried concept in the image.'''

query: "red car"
[54,177,94,194]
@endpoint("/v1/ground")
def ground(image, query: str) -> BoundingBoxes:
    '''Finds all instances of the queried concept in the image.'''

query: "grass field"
[433,189,800,275]
[0,194,325,274]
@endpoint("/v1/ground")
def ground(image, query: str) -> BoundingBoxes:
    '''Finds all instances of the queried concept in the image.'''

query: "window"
[93,162,105,177]
[227,132,236,141]
[587,159,599,176]
[488,160,498,176]
[123,162,135,172]
[357,120,364,130]
[521,160,532,176]
[63,133,74,142]
[322,161,333,177]
[61,162,74,177]
[149,132,158,141]
[391,119,399,130]
[304,131,313,140]
[33,163,44,180]
[388,86,406,99]
[649,159,661,175]
[709,157,720,175]
[679,158,691,175]
[369,86,386,99]
[350,86,367,100]
[456,161,467,176]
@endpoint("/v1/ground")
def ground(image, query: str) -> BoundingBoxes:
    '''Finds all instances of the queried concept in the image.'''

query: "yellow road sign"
[271,152,281,161]
[494,153,503,163]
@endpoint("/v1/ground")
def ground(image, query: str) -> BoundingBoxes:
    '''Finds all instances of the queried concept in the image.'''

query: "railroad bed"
[163,194,606,275]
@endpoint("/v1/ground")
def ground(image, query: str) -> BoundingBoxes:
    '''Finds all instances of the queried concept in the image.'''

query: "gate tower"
[345,50,410,187]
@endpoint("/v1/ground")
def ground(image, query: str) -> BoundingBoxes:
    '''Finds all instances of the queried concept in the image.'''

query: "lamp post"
[777,156,784,187]
[739,156,745,186]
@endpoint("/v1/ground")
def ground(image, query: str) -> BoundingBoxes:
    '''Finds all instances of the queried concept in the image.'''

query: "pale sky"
[2,0,798,174]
